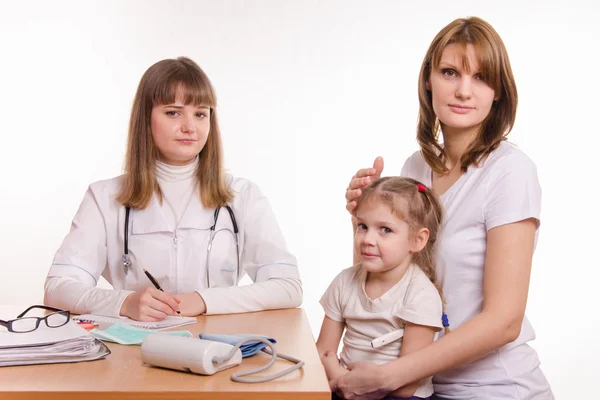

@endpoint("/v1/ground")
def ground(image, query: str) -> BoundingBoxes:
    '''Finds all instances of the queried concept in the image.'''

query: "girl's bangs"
[356,191,409,223]
[152,73,216,108]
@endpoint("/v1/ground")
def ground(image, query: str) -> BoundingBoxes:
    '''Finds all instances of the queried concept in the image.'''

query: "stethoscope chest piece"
[122,254,132,275]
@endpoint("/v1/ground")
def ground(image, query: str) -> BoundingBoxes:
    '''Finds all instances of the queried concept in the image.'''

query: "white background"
[1,1,598,397]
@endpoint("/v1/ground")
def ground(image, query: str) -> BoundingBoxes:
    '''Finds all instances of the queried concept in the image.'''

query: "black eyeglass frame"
[0,305,71,333]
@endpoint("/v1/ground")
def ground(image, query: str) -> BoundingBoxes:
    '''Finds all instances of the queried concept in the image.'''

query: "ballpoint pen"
[143,269,182,317]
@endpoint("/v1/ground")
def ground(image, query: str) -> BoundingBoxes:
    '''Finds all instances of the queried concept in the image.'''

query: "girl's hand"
[321,351,340,371]
[331,361,392,400]
[120,287,181,321]
[321,351,348,388]
[345,157,384,214]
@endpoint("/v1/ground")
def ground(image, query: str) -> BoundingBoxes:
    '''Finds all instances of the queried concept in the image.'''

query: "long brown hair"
[417,16,518,174]
[356,177,450,333]
[116,57,232,209]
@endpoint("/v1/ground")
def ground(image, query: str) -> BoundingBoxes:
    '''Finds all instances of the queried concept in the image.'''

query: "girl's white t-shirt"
[401,141,553,399]
[320,263,443,398]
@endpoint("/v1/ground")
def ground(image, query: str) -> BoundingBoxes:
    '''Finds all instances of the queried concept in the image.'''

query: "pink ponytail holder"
[417,183,427,193]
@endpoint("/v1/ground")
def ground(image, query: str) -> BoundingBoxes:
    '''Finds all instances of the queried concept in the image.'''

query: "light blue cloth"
[91,324,192,345]
[198,333,276,358]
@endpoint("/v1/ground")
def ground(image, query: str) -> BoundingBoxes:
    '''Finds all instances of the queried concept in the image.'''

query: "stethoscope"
[121,205,241,287]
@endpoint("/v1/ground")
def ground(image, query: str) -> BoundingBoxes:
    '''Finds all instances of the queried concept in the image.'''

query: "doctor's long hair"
[417,17,518,174]
[117,57,232,209]
[356,177,450,333]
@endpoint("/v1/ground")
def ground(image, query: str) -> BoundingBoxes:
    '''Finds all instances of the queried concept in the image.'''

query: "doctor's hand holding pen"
[119,288,209,321]
[120,287,181,322]
[120,268,208,320]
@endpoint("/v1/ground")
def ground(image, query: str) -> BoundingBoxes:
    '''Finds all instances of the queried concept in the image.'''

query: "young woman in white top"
[336,17,554,400]
[317,177,448,400]
[44,57,302,321]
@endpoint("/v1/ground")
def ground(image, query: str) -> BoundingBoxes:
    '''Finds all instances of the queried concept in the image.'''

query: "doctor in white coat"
[44,57,302,321]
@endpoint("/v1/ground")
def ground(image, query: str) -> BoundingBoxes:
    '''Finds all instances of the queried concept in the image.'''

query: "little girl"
[317,177,448,400]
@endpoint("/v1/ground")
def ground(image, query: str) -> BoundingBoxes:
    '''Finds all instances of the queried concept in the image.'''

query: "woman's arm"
[316,316,345,358]
[44,187,128,316]
[333,219,537,399]
[182,278,302,315]
[45,187,180,320]
[316,316,348,382]
[44,276,131,317]
[45,275,182,321]
[388,322,437,398]
[196,180,302,315]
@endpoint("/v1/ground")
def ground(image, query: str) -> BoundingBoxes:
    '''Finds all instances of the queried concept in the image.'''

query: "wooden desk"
[0,308,330,400]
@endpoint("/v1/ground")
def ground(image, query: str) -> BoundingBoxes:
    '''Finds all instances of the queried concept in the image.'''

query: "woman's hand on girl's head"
[345,157,385,214]
[119,287,181,321]
[331,361,393,400]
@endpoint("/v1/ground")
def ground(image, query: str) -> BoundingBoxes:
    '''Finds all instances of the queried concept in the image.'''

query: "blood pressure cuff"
[198,333,276,358]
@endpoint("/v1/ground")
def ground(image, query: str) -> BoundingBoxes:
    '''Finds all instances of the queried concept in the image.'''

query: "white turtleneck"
[155,157,198,230]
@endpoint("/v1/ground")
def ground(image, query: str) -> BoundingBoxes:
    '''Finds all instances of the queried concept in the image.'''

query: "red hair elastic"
[417,183,427,193]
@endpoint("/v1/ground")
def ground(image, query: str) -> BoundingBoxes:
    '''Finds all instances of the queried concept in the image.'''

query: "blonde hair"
[116,56,232,209]
[417,16,518,174]
[356,177,450,333]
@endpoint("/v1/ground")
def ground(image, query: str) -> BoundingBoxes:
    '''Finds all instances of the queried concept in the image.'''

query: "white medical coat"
[45,174,301,316]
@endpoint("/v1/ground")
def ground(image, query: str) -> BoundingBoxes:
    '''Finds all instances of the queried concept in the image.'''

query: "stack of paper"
[0,321,110,367]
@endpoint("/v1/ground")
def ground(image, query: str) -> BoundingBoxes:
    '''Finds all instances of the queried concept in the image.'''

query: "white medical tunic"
[401,141,553,399]
[45,160,301,317]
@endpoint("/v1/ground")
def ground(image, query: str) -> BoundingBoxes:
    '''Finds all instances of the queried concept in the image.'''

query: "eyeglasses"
[0,305,70,333]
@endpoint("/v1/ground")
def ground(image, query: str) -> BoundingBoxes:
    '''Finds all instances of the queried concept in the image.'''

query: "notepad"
[73,314,197,330]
